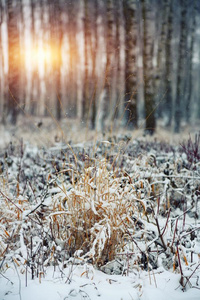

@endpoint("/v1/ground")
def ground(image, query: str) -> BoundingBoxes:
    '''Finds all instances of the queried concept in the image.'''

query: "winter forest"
[0,0,200,132]
[0,1,200,300]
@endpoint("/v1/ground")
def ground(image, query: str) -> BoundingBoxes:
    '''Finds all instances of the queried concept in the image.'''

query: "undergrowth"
[180,131,200,169]
[0,131,200,291]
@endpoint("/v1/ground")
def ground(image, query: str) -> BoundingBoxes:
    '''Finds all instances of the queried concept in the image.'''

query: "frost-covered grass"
[0,126,200,299]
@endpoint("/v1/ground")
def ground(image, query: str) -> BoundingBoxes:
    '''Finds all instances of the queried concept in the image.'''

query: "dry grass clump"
[50,159,143,267]
[0,154,146,271]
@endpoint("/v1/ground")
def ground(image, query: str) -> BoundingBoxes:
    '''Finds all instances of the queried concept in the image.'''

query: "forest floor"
[0,116,200,149]
[0,116,200,300]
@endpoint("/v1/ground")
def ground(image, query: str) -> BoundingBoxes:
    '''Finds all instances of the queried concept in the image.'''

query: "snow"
[1,266,200,300]
[0,129,200,300]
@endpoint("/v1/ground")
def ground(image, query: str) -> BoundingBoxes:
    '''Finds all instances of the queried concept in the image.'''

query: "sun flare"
[28,46,52,66]
[23,43,63,76]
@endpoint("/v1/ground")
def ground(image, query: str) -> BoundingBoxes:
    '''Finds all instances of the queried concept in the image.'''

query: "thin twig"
[176,244,184,288]
[171,218,179,248]
[181,226,200,239]
[154,216,167,250]
[183,263,200,289]
[12,258,22,300]
[161,208,171,236]
[0,272,14,284]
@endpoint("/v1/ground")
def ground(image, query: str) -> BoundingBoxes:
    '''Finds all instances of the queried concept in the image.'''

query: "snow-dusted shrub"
[49,159,145,267]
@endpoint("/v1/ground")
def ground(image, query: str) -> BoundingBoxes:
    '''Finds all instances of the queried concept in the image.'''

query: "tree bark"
[90,0,98,130]
[0,0,4,122]
[185,0,196,123]
[123,0,138,129]
[164,0,173,126]
[174,0,187,133]
[141,0,156,135]
[67,0,78,117]
[155,0,169,118]
[7,0,20,124]
[115,0,125,125]
[53,1,62,120]
[30,0,38,115]
[82,0,90,123]
[100,0,116,131]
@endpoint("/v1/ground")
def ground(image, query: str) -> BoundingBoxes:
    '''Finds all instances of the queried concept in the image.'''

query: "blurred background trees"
[0,0,200,134]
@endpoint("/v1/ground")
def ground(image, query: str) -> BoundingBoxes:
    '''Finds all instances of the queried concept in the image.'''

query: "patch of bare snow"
[1,266,200,300]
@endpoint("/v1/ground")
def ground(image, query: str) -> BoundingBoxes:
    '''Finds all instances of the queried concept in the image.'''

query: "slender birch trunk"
[174,0,187,133]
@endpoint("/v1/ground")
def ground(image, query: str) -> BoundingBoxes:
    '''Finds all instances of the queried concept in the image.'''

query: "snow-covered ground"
[0,123,200,300]
[1,264,200,300]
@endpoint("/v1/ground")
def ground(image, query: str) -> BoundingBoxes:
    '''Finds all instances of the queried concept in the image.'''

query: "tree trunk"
[141,0,156,135]
[105,0,117,129]
[67,0,78,117]
[94,0,106,131]
[0,0,4,122]
[185,0,196,123]
[155,0,169,118]
[90,0,98,130]
[82,0,90,123]
[164,0,173,126]
[30,0,38,115]
[52,1,62,120]
[18,0,26,114]
[123,0,138,129]
[7,0,20,124]
[98,0,115,131]
[174,0,187,133]
[115,0,125,125]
